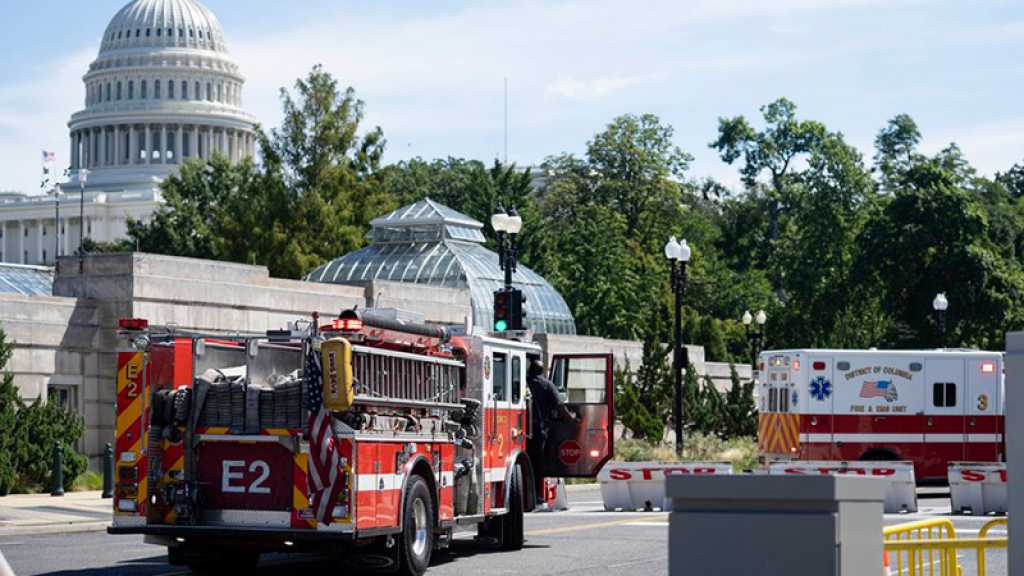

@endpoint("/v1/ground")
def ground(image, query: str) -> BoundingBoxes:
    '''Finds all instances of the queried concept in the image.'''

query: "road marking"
[526,516,663,536]
[608,557,664,569]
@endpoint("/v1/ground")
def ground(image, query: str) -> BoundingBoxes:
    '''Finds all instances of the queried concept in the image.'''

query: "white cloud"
[922,118,1024,177]
[544,75,653,101]
[0,47,95,194]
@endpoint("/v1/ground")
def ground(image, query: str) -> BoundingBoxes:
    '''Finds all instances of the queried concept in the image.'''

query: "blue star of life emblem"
[810,376,832,401]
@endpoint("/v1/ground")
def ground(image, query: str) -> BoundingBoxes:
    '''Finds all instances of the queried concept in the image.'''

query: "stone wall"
[2,251,750,469]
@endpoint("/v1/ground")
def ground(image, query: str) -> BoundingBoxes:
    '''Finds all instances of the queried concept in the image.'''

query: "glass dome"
[305,199,576,335]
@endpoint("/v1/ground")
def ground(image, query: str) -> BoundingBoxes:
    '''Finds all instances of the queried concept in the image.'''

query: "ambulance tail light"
[812,361,826,371]
[792,360,801,371]
[981,361,996,374]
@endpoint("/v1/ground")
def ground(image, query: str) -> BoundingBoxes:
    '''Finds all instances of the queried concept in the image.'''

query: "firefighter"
[526,358,576,506]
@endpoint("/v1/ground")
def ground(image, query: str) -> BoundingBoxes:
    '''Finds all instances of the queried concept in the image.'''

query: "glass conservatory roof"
[0,264,53,296]
[305,199,576,335]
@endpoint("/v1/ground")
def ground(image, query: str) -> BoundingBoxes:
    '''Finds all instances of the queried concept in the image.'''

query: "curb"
[0,521,109,538]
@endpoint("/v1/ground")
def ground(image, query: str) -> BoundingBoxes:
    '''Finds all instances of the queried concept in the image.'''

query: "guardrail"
[883,517,1008,575]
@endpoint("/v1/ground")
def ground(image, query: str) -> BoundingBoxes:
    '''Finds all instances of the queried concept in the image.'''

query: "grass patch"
[72,470,103,492]
[614,434,758,472]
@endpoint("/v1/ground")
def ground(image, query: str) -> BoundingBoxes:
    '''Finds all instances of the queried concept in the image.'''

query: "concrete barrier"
[667,475,887,575]
[948,462,1007,515]
[768,460,917,513]
[596,461,732,511]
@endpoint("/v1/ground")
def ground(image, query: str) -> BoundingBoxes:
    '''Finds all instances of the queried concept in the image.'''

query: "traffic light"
[493,288,525,332]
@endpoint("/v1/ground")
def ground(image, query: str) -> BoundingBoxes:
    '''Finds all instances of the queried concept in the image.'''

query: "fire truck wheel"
[400,475,434,576]
[499,465,525,551]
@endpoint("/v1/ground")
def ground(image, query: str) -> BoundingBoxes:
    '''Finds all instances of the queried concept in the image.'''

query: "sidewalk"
[0,491,111,537]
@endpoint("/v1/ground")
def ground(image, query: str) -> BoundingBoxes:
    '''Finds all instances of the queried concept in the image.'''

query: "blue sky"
[1,0,1022,195]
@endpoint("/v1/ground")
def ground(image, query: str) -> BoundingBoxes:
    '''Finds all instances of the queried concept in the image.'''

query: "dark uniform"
[526,361,571,505]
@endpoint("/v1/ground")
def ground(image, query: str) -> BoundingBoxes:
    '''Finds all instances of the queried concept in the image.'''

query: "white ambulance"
[756,349,1003,482]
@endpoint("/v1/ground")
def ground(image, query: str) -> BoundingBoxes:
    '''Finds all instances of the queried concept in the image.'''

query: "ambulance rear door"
[965,355,1001,462]
[804,353,836,459]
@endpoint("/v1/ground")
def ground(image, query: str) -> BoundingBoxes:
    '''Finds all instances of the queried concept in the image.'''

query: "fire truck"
[107,311,613,574]
[756,349,1004,482]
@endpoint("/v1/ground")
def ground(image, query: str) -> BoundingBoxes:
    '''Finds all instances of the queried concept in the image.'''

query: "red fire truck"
[107,311,613,574]
[757,349,1004,482]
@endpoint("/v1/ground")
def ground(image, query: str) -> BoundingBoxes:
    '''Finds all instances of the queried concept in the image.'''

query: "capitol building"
[0,0,256,265]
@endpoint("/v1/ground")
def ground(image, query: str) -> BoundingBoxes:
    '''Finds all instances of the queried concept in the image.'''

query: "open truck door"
[543,354,614,477]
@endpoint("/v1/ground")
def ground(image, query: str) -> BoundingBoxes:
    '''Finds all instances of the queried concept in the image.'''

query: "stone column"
[36,220,43,263]
[175,126,183,164]
[144,125,152,164]
[219,128,227,158]
[17,221,24,264]
[70,132,77,171]
[190,126,198,160]
[102,127,108,167]
[129,125,138,165]
[114,125,121,166]
[205,127,212,160]
[161,124,168,164]
[90,129,97,168]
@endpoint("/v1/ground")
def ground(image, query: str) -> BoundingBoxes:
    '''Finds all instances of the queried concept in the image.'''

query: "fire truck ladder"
[350,346,464,411]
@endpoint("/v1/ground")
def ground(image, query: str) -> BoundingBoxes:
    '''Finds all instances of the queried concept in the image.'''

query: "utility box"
[667,475,886,576]
[1005,332,1024,575]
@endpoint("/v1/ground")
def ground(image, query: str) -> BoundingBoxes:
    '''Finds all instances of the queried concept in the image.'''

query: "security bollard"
[50,441,64,497]
[102,443,114,498]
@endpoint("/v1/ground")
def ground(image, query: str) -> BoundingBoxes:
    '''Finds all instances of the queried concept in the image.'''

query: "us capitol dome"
[0,0,257,265]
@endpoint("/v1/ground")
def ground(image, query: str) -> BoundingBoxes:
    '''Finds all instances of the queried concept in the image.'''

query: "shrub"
[613,434,758,472]
[0,327,88,495]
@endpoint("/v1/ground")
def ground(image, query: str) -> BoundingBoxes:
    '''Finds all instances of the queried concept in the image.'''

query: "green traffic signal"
[494,319,508,332]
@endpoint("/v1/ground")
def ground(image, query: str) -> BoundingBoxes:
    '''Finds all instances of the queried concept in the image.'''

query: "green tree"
[129,66,396,279]
[873,113,923,193]
[0,330,18,495]
[722,365,757,439]
[860,158,1024,347]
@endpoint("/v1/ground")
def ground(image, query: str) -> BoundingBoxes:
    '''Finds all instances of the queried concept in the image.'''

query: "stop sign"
[559,440,582,465]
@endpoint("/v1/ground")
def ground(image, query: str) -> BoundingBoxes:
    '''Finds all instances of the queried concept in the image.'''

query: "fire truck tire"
[399,475,434,576]
[861,449,899,461]
[499,466,525,551]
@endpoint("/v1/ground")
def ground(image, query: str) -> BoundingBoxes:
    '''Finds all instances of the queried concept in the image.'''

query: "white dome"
[67,0,256,191]
[100,0,228,54]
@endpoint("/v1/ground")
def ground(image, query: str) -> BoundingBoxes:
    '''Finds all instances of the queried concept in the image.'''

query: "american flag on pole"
[305,340,344,524]
[42,151,56,174]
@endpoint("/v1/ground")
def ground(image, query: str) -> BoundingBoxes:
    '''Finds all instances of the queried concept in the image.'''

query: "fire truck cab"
[108,312,613,575]
[757,348,1004,482]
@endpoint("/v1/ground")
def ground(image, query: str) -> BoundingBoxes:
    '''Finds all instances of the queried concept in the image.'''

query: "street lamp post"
[933,292,949,348]
[491,206,523,291]
[78,169,89,255]
[664,236,691,457]
[741,309,768,368]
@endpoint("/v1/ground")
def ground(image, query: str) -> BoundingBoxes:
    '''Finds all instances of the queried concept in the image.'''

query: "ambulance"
[756,349,1003,482]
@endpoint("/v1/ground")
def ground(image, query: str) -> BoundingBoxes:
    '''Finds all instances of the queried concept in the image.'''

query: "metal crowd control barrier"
[883,517,1009,576]
[948,462,1008,515]
[596,461,732,511]
[768,460,917,513]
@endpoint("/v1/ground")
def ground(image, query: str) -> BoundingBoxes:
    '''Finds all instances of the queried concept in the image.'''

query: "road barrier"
[948,461,1007,515]
[768,460,917,513]
[596,461,732,511]
[883,517,1008,575]
[539,478,568,512]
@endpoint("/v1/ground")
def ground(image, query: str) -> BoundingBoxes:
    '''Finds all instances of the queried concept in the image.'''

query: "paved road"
[0,487,1006,576]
